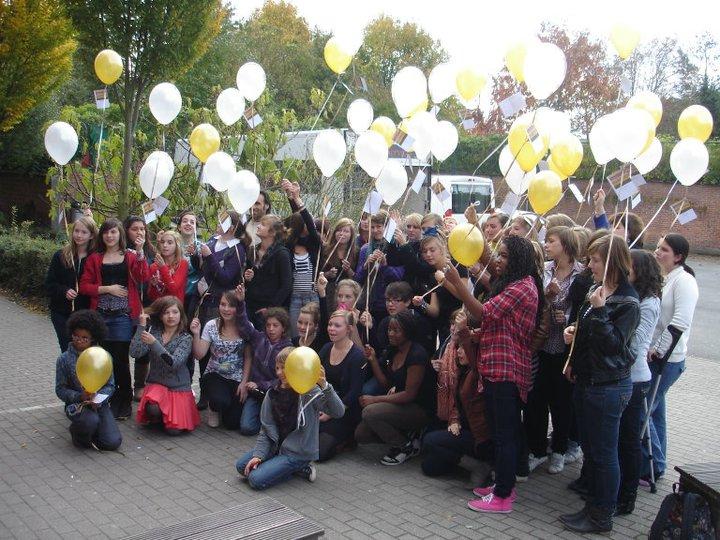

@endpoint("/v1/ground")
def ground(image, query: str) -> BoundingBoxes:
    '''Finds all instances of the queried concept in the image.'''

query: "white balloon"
[534,107,571,147]
[139,151,174,198]
[216,88,245,126]
[236,62,266,102]
[44,121,78,165]
[589,114,616,165]
[346,99,374,133]
[354,130,388,178]
[670,138,709,187]
[376,161,408,205]
[149,83,182,125]
[333,27,363,56]
[228,169,261,213]
[313,129,346,177]
[499,145,535,195]
[632,137,663,175]
[612,108,649,163]
[407,111,437,149]
[431,121,459,161]
[391,66,427,118]
[523,42,567,100]
[202,151,236,191]
[428,63,457,104]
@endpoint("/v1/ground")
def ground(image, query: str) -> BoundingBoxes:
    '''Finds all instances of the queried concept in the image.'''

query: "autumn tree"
[62,0,226,218]
[0,0,76,132]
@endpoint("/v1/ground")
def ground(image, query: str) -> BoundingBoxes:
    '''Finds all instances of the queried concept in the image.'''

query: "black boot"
[563,505,613,534]
[615,491,636,516]
[567,477,590,496]
[559,504,589,526]
[133,361,149,402]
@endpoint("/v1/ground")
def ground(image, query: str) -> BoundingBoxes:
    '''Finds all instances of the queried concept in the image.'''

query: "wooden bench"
[125,497,324,540]
[675,462,720,536]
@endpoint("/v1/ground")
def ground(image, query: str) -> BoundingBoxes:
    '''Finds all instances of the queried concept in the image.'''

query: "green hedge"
[442,135,720,185]
[0,232,60,301]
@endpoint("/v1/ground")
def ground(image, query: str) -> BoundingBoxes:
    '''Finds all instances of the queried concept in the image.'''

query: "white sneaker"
[548,452,565,474]
[528,453,548,473]
[206,409,220,428]
[299,463,317,482]
[564,444,583,464]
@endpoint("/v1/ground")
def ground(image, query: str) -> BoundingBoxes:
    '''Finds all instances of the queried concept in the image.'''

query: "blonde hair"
[329,309,356,327]
[299,302,321,325]
[157,230,183,267]
[405,213,422,228]
[275,346,295,369]
[336,279,361,302]
[61,216,97,268]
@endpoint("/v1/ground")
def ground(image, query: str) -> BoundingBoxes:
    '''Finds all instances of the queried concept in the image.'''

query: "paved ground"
[1,257,719,539]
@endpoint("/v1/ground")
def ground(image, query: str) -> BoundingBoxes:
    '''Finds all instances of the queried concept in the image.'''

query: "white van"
[429,175,495,224]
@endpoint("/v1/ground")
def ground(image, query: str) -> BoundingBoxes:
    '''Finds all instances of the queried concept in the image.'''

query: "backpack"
[650,483,716,540]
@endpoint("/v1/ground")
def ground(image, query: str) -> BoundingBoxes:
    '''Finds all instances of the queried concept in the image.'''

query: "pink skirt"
[137,383,200,431]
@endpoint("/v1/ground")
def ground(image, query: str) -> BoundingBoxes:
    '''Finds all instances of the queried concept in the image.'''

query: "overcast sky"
[231,0,719,72]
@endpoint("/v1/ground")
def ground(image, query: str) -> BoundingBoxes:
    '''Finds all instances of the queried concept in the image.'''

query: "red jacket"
[148,259,188,303]
[79,251,150,320]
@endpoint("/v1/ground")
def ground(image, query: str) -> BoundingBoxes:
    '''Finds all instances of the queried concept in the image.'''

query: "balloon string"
[91,85,109,206]
[629,179,678,248]
[471,135,508,177]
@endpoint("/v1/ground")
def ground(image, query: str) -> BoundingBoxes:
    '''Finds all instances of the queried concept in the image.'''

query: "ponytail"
[662,233,694,277]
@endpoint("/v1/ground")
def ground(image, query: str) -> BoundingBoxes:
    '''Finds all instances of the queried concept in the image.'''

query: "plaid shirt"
[477,275,539,402]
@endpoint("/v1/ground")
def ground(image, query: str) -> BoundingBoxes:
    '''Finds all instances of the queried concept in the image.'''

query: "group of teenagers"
[49,178,698,533]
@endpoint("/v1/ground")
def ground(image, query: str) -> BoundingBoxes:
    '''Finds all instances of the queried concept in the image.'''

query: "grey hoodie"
[252,383,345,462]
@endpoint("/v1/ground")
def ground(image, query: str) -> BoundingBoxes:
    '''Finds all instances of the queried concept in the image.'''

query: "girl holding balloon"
[148,230,189,303]
[131,296,198,435]
[235,347,345,490]
[55,309,122,451]
[79,218,150,420]
[46,216,98,352]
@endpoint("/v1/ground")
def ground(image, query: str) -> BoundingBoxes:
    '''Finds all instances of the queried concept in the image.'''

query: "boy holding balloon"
[236,346,345,490]
[55,310,122,451]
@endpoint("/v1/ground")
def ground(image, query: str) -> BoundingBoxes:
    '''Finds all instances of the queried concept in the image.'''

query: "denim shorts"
[103,313,133,342]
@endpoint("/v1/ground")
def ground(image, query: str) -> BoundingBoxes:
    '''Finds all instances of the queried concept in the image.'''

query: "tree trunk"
[119,108,133,219]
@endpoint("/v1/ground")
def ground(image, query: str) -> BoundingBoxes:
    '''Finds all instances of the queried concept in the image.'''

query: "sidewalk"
[1,294,718,539]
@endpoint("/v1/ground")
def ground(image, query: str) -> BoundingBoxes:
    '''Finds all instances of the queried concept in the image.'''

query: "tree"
[0,0,76,132]
[62,0,226,218]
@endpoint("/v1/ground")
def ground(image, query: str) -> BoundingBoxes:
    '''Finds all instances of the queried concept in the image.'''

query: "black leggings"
[200,372,243,429]
[104,340,131,406]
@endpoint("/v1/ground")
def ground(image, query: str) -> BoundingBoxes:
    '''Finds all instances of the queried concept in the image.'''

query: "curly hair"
[67,309,108,344]
[388,309,418,343]
[265,307,290,335]
[630,250,662,300]
[490,236,545,323]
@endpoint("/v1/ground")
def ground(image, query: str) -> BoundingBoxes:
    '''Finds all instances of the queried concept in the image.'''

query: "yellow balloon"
[549,133,583,177]
[285,347,322,394]
[189,123,220,163]
[678,105,713,142]
[76,346,113,393]
[407,98,429,119]
[456,68,487,101]
[370,116,396,147]
[528,170,563,215]
[94,49,123,85]
[609,23,640,60]
[505,42,527,83]
[448,223,485,267]
[508,116,548,172]
[324,37,353,75]
[628,91,663,127]
[547,155,568,181]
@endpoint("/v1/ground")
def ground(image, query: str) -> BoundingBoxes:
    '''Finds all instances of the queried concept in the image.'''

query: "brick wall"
[0,171,50,226]
[493,178,720,254]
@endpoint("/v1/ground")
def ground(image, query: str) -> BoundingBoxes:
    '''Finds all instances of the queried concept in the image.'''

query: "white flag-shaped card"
[499,92,526,118]
[568,183,583,203]
[323,200,332,217]
[411,169,426,193]
[631,193,641,209]
[678,208,698,225]
[94,89,109,110]
[383,218,397,243]
[142,200,157,224]
[218,210,232,233]
[499,192,521,216]
[243,107,262,128]
[431,181,451,202]
[363,190,383,215]
[670,199,697,226]
[461,118,477,131]
[152,195,170,217]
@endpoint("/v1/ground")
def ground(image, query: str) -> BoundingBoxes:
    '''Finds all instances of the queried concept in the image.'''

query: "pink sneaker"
[468,493,513,513]
[472,485,517,501]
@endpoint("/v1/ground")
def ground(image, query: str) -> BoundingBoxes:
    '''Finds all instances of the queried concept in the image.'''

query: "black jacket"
[45,250,91,315]
[569,280,640,386]
[246,242,293,309]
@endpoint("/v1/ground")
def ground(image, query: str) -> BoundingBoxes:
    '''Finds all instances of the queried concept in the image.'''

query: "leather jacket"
[569,280,640,386]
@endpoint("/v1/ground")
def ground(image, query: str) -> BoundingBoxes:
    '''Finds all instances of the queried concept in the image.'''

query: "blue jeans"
[66,402,122,451]
[235,450,309,490]
[575,378,632,511]
[618,381,650,498]
[421,428,477,477]
[239,396,262,436]
[289,291,319,338]
[642,360,685,476]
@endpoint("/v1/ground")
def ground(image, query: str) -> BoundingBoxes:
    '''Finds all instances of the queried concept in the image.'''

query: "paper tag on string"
[499,192,521,216]
[461,118,477,131]
[430,105,440,117]
[537,160,549,171]
[392,129,415,152]
[607,164,639,201]
[142,200,157,224]
[670,199,697,226]
[526,125,544,153]
[499,92,526,118]
[218,210,232,233]
[383,218,397,243]
[240,213,248,225]
[323,200,332,217]
[341,82,355,95]
[243,107,262,128]
[431,180,451,202]
[568,183,583,203]
[631,193,641,209]
[363,190,383,214]
[631,174,646,187]
[152,195,170,217]
[92,393,109,404]
[678,208,698,225]
[538,226,547,243]
[94,89,109,110]
[411,169,426,193]
[620,76,633,96]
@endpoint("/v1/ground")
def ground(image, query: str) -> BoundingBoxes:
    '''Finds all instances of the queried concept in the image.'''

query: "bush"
[0,231,60,301]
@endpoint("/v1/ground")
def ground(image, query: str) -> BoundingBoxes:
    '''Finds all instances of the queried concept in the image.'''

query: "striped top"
[293,252,314,295]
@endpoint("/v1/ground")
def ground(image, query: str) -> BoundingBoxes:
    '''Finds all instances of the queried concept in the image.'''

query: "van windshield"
[451,183,491,214]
